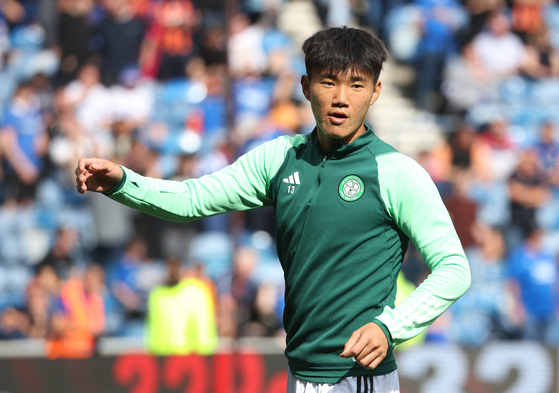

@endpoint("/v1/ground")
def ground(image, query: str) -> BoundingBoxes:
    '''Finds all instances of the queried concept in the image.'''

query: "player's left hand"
[339,322,388,370]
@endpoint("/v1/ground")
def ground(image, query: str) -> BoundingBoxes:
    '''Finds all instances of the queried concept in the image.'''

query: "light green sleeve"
[375,152,471,346]
[105,135,304,221]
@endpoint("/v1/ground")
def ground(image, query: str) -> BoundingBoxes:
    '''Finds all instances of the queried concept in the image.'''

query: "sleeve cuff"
[373,319,394,347]
[103,166,128,196]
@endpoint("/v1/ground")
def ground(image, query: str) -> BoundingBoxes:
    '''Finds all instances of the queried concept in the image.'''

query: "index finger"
[77,158,93,173]
[340,330,362,358]
[78,157,107,173]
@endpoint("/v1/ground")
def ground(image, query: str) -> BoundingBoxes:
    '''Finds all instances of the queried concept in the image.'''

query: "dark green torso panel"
[270,130,407,381]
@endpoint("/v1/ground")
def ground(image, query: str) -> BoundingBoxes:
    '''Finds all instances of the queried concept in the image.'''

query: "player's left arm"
[341,153,471,369]
[373,152,471,346]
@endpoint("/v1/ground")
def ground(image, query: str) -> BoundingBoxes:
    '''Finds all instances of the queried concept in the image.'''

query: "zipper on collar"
[321,155,327,167]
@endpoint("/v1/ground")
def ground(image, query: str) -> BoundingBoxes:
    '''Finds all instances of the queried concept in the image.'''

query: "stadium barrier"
[0,339,557,393]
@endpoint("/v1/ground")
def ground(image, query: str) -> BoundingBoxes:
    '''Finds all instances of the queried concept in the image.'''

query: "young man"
[75,27,470,393]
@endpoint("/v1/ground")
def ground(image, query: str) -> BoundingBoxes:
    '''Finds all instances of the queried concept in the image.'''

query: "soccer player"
[75,26,470,393]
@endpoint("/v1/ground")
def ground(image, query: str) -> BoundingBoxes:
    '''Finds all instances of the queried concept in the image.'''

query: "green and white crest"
[338,175,365,202]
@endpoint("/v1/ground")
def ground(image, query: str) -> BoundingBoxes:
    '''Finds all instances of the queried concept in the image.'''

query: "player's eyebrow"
[349,75,367,82]
[318,72,369,82]
[317,72,338,80]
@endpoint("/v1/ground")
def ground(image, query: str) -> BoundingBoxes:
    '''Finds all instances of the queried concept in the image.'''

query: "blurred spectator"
[534,121,559,179]
[0,1,25,69]
[109,65,154,132]
[120,130,162,178]
[55,0,95,85]
[110,237,148,320]
[48,88,96,177]
[508,149,550,238]
[520,24,559,79]
[311,0,353,28]
[232,73,276,143]
[453,223,512,346]
[228,13,267,78]
[64,62,113,157]
[25,264,61,339]
[476,117,519,182]
[510,0,547,42]
[430,122,486,188]
[140,0,199,80]
[447,123,485,181]
[0,81,48,206]
[246,282,283,337]
[414,0,463,112]
[507,226,559,344]
[39,226,79,279]
[195,13,226,66]
[0,307,30,339]
[217,246,259,338]
[359,0,402,38]
[196,63,227,144]
[416,149,449,187]
[109,237,165,335]
[468,11,525,82]
[462,0,504,44]
[31,73,56,127]
[441,42,496,112]
[146,257,218,355]
[444,187,477,248]
[96,0,145,86]
[46,264,106,358]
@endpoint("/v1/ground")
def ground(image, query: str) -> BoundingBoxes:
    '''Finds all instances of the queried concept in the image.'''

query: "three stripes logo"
[282,171,300,185]
[283,171,300,194]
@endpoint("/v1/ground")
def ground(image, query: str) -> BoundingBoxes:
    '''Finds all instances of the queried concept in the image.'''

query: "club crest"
[338,175,365,202]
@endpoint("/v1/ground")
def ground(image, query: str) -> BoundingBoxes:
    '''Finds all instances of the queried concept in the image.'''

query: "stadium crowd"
[1,0,559,357]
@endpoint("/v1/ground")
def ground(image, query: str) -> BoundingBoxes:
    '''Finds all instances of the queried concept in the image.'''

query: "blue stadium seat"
[499,76,530,105]
[532,79,559,105]
[188,231,232,281]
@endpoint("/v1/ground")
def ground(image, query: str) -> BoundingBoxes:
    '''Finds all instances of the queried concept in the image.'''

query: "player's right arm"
[75,136,299,222]
[75,158,125,193]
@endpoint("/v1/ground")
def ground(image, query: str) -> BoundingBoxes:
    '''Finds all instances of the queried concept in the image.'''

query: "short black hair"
[302,26,388,82]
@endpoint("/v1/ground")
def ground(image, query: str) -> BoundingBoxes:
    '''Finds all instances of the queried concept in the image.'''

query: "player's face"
[301,69,381,152]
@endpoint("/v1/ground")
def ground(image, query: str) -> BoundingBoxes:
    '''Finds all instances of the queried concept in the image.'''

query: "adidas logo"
[282,171,301,185]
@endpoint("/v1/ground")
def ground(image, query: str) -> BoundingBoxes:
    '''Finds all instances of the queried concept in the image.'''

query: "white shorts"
[287,369,400,393]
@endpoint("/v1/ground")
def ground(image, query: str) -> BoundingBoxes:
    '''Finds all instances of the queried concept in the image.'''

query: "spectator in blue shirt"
[508,226,559,344]
[534,121,559,177]
[0,81,47,205]
[414,0,464,112]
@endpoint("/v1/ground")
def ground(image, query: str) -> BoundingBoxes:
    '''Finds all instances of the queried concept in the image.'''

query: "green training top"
[106,126,471,383]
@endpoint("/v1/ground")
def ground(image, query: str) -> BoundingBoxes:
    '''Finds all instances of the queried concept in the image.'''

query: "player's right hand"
[75,158,124,194]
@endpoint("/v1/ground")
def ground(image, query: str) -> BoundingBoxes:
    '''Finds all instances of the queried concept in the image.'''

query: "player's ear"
[369,80,382,106]
[301,75,311,101]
